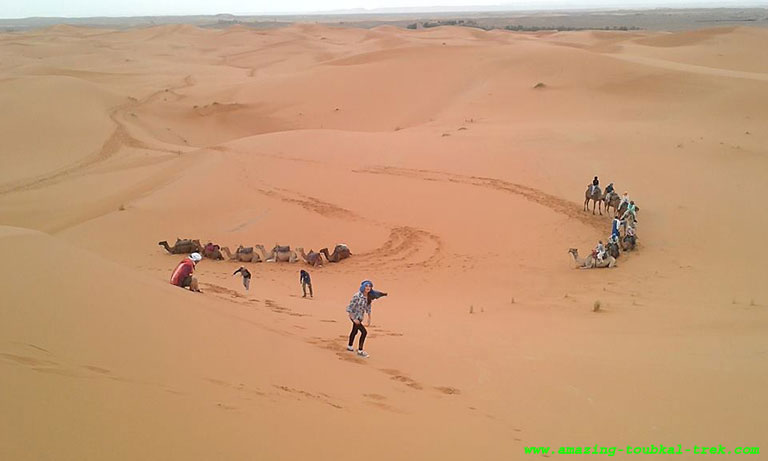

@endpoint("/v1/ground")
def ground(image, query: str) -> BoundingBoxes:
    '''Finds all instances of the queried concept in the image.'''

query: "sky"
[1,0,764,18]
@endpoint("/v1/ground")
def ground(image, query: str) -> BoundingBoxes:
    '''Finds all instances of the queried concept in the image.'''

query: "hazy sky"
[1,0,763,18]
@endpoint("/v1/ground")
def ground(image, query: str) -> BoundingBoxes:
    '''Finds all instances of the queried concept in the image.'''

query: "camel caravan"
[158,239,351,267]
[572,176,639,269]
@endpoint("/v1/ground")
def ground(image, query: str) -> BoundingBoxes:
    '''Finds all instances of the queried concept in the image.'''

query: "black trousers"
[302,281,313,297]
[348,321,367,350]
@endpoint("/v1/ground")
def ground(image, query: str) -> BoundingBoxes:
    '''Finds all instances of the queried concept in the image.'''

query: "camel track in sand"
[242,177,447,270]
[250,186,359,220]
[356,226,445,270]
[354,166,607,231]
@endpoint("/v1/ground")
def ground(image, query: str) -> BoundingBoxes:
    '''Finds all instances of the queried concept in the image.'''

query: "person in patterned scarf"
[346,280,374,358]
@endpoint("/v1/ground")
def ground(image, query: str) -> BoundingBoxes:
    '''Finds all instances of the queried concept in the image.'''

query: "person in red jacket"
[170,252,202,292]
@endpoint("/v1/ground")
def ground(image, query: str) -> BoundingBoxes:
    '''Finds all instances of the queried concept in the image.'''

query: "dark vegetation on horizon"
[406,19,643,31]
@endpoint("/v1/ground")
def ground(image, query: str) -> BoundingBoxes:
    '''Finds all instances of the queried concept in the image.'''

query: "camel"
[265,244,298,263]
[617,202,639,220]
[296,247,323,267]
[221,244,268,263]
[617,201,629,218]
[604,191,621,216]
[621,234,637,251]
[568,248,617,269]
[159,238,202,254]
[202,242,224,260]
[584,185,602,215]
[320,244,351,263]
[607,241,620,259]
[620,208,639,236]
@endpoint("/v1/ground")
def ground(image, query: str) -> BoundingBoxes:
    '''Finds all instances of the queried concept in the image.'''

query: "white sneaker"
[357,350,369,358]
[346,345,354,351]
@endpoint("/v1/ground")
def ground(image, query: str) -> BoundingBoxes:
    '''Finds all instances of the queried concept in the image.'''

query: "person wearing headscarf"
[346,280,375,357]
[171,252,202,292]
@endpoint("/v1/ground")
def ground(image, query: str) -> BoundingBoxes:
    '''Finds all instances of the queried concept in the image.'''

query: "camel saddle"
[237,246,254,254]
[275,245,290,252]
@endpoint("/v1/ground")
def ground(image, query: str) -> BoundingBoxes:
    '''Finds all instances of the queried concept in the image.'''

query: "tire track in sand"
[354,166,605,232]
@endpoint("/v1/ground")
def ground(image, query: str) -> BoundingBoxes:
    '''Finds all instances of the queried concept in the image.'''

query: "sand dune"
[1,23,767,460]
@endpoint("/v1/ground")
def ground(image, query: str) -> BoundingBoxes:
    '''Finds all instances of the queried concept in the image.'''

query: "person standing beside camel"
[611,215,622,241]
[170,252,202,293]
[346,280,375,358]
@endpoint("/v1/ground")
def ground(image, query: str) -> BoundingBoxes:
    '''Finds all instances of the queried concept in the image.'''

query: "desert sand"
[1,22,767,460]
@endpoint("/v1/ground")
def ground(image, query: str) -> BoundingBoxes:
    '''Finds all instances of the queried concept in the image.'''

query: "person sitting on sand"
[300,269,313,298]
[346,280,375,358]
[233,266,251,291]
[170,252,202,292]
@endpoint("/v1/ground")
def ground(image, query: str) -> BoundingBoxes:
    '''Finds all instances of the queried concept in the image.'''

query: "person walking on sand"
[170,252,202,293]
[611,215,622,241]
[346,280,375,358]
[233,266,251,291]
[300,269,313,298]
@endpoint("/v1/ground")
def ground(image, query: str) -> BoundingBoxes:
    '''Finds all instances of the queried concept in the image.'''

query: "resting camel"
[584,185,602,215]
[159,238,202,254]
[296,247,323,267]
[568,248,617,269]
[320,244,351,263]
[221,244,268,262]
[265,244,298,263]
[203,242,224,260]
